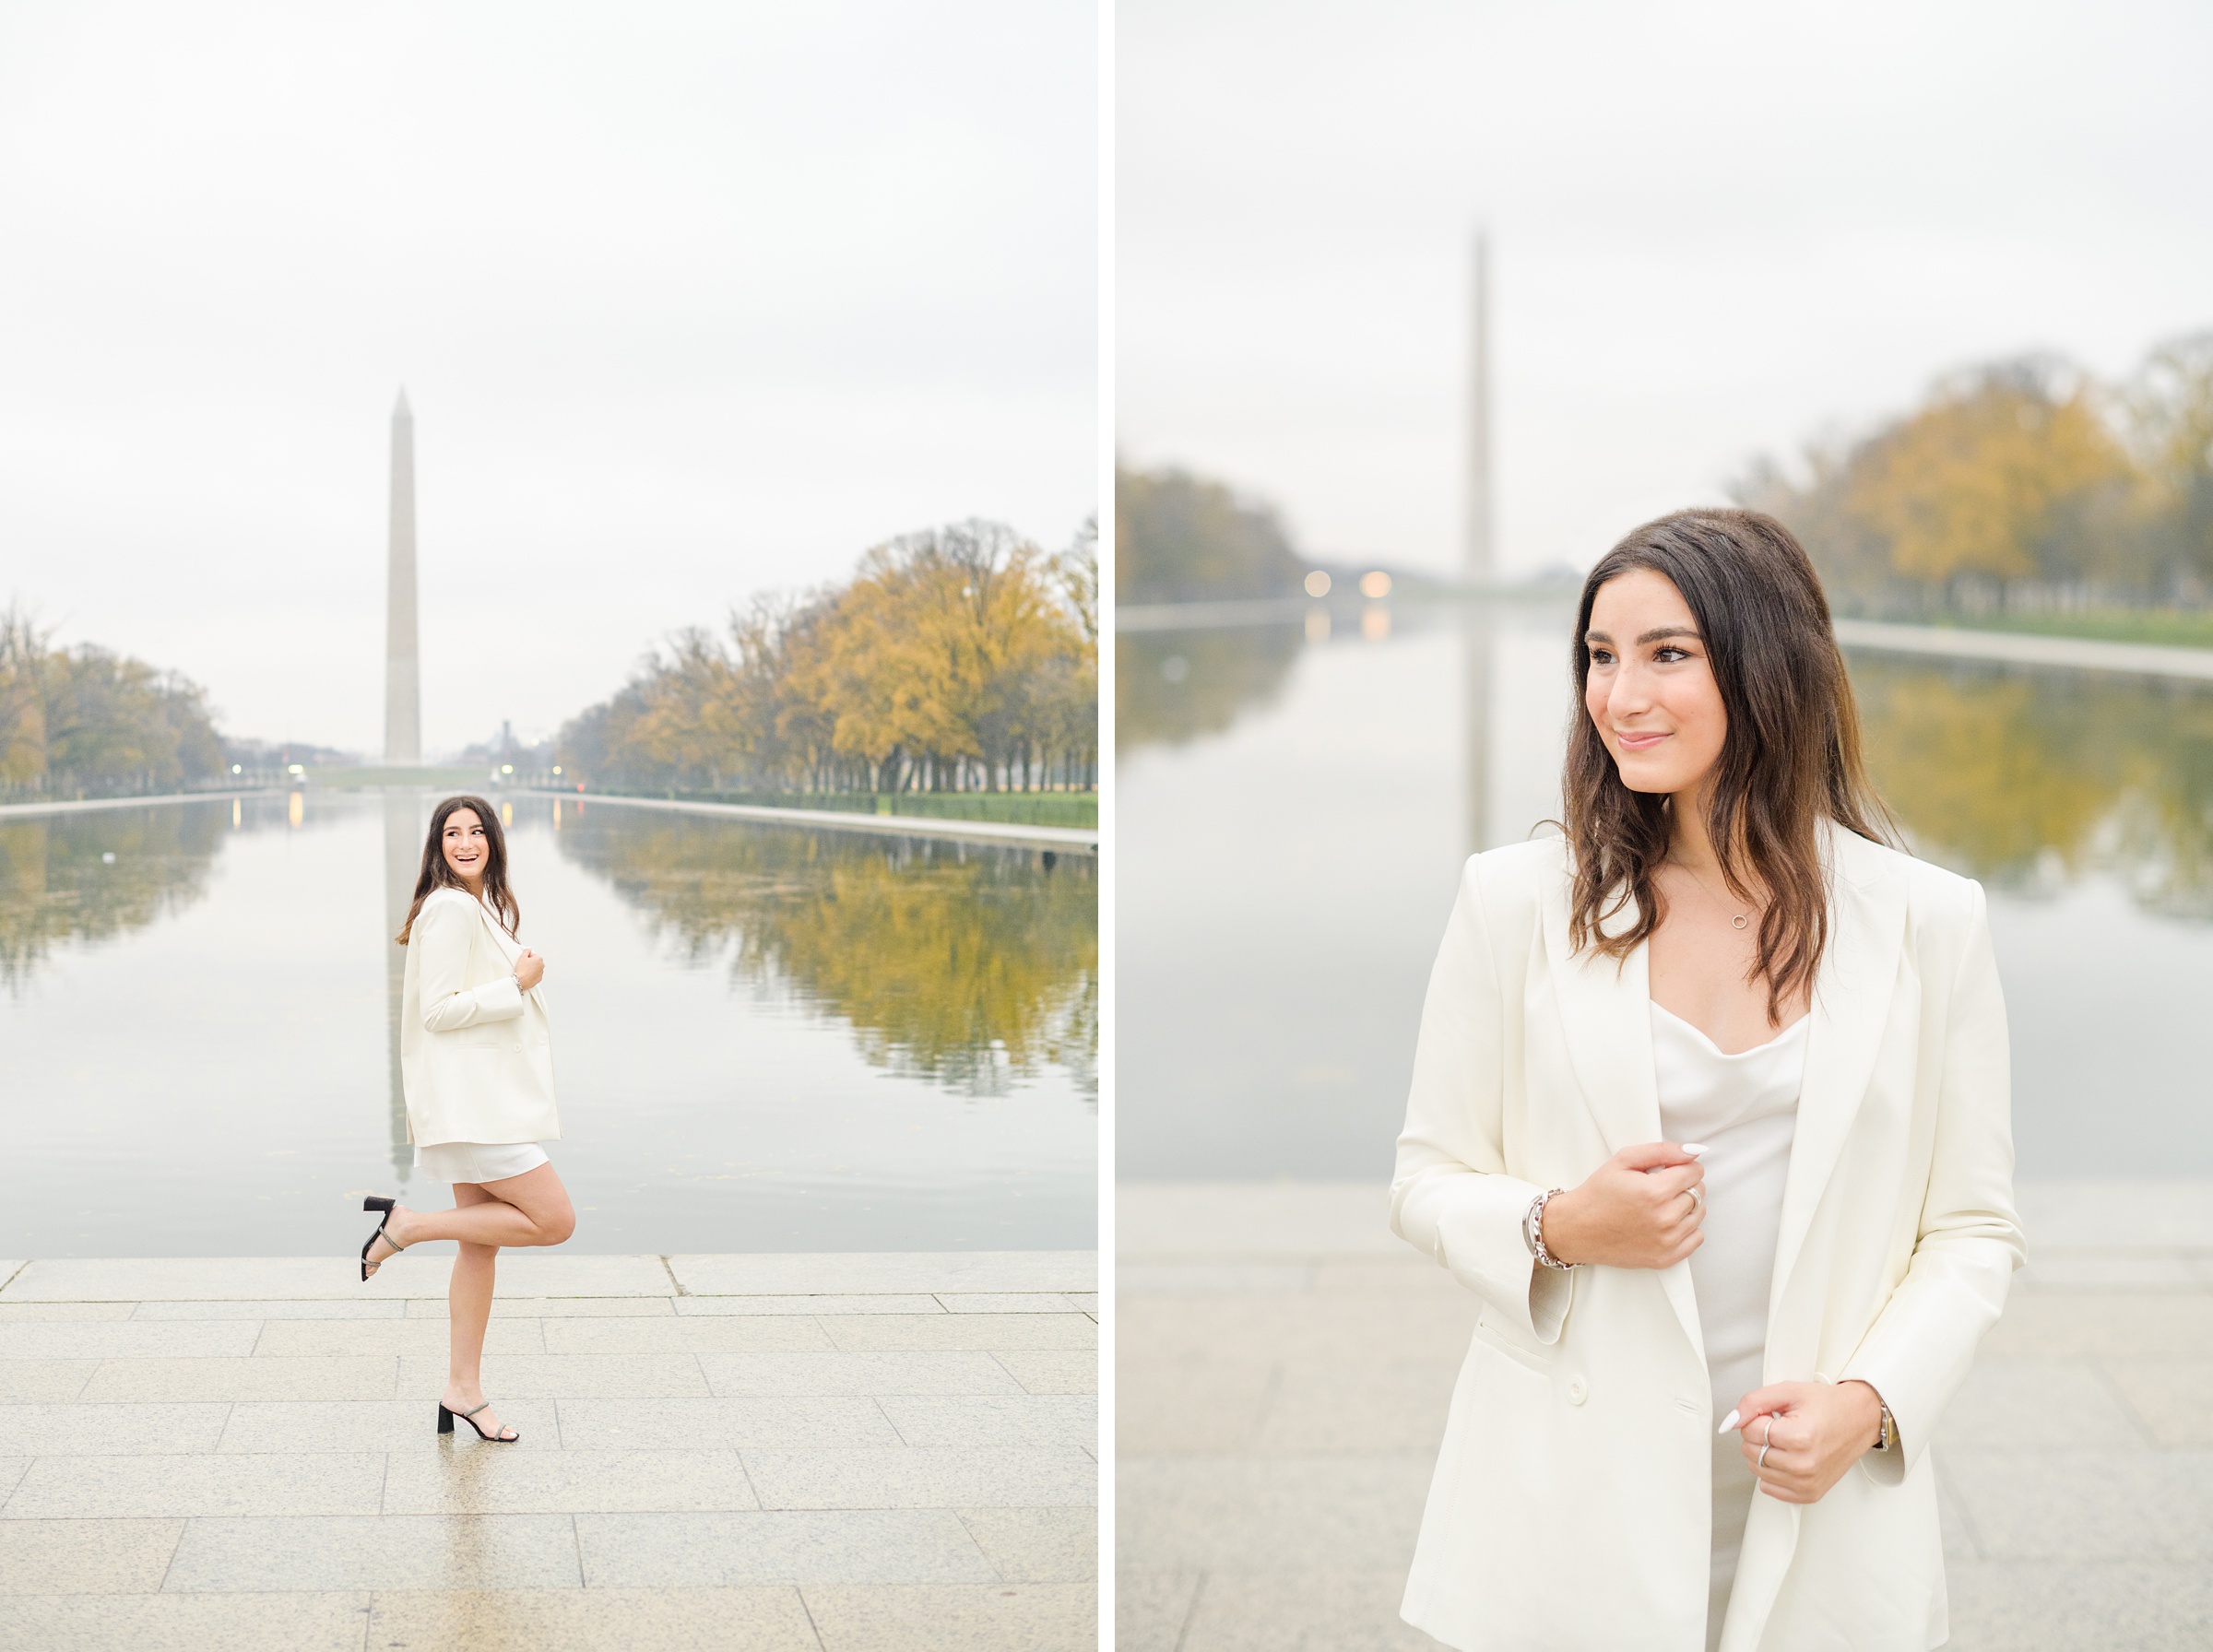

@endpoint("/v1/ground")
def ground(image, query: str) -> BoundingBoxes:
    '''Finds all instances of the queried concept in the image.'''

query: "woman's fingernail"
[1718,1409,1740,1434]
[1681,1143,1709,1157]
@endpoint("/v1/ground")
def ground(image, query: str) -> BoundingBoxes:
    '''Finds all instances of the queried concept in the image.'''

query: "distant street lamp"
[1359,571,1392,599]
[1304,570,1332,597]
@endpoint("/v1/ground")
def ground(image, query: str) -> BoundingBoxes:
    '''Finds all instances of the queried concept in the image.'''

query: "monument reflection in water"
[1118,599,2213,1185]
[0,791,1095,1257]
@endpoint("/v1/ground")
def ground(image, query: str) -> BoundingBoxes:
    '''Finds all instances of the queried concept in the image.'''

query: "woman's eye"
[1654,646,1688,663]
[1588,648,1614,666]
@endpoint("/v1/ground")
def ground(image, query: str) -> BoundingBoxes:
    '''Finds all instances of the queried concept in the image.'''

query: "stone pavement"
[0,1248,1096,1651]
[1117,1181,2213,1652]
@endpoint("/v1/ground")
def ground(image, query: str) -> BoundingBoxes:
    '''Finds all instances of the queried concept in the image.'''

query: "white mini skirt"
[414,1140,550,1186]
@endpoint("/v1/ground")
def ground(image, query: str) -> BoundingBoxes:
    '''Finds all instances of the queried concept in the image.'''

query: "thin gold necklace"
[1673,860,1751,930]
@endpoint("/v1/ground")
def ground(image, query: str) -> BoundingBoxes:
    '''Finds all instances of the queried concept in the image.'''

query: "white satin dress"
[1650,1001,1808,1652]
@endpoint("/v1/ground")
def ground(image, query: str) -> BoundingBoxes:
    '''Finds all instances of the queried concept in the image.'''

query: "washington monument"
[384,391,420,765]
[1463,230,1493,585]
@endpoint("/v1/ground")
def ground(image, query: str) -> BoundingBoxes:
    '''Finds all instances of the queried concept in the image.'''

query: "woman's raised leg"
[361,1166,575,1442]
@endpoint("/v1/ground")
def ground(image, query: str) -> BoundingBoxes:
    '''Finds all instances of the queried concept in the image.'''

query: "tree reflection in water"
[1118,628,1303,752]
[1853,655,2213,916]
[557,811,1097,1098]
[0,802,229,990]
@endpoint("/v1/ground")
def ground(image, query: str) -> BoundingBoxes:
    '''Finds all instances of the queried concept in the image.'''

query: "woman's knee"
[535,1206,576,1246]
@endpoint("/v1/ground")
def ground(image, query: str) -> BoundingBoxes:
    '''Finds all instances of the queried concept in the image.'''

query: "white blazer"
[1391,824,2022,1652]
[399,886,561,1148]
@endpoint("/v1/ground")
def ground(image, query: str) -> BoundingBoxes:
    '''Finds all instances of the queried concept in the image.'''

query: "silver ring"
[1757,1442,1771,1470]
[1687,1186,1703,1213]
[1760,1418,1773,1446]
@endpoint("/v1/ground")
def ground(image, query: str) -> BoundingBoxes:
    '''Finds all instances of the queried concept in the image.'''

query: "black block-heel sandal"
[360,1196,406,1281]
[439,1400,519,1443]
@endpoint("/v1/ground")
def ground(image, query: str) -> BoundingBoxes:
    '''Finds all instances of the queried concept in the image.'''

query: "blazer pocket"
[1471,1304,1554,1376]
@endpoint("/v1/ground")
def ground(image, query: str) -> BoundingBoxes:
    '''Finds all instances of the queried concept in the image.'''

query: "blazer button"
[1566,1375,1588,1405]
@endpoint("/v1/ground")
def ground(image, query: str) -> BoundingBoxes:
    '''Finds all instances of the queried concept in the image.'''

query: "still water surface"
[2,791,1095,1256]
[1121,600,2213,1182]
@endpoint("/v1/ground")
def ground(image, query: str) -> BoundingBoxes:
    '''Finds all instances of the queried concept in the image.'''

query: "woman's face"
[442,808,491,884]
[1582,568,1728,797]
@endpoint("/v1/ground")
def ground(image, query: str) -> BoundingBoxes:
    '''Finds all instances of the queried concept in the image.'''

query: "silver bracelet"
[1522,1188,1574,1270]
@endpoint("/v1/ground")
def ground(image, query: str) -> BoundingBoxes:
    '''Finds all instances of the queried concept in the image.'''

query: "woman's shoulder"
[1461,832,1570,912]
[1829,825,1983,926]
[417,887,479,921]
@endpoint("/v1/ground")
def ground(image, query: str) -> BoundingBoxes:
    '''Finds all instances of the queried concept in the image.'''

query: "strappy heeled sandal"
[439,1399,520,1443]
[359,1196,406,1281]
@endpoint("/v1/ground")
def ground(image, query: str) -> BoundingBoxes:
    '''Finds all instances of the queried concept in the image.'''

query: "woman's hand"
[1726,1380,1885,1504]
[515,950,546,992]
[1539,1141,1705,1269]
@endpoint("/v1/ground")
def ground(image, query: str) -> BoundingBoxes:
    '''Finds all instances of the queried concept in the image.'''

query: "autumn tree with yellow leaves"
[560,519,1097,795]
[0,606,225,801]
[1737,338,2213,613]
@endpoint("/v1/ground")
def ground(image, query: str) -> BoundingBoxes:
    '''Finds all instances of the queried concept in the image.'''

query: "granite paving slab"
[0,1590,373,1651]
[574,1507,1000,1587]
[1,1450,385,1519]
[552,1395,903,1451]
[538,1316,838,1355]
[77,1355,397,1403]
[166,1513,586,1590]
[672,1292,946,1316]
[0,1362,98,1401]
[0,1252,1097,1648]
[0,1516,183,1594]
[0,1401,230,1457]
[218,1398,564,1453]
[364,1585,822,1651]
[379,1446,757,1516]
[696,1351,1028,1398]
[955,1505,1098,1582]
[672,1251,1096,1297]
[820,1313,1097,1353]
[802,1580,1095,1650]
[991,1350,1098,1395]
[254,1316,547,1356]
[876,1394,1098,1449]
[740,1446,1096,1510]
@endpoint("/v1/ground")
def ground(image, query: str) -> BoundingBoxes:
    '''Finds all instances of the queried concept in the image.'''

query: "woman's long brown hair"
[1563,508,1897,1020]
[394,794,521,944]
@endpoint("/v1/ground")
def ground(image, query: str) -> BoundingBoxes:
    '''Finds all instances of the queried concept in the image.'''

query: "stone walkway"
[1118,1181,2213,1652]
[0,1248,1096,1650]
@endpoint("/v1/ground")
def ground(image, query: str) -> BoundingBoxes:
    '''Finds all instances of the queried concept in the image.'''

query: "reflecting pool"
[1119,600,2213,1182]
[1,791,1095,1257]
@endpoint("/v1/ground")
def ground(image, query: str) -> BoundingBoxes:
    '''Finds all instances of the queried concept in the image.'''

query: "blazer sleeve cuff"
[1414,1172,1570,1344]
[477,975,526,1021]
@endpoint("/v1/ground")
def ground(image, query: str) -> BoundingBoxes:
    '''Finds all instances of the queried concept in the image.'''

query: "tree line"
[0,607,225,801]
[560,519,1098,796]
[1737,334,2213,615]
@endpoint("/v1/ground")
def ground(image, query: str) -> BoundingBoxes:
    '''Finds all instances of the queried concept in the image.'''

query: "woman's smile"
[1615,728,1672,751]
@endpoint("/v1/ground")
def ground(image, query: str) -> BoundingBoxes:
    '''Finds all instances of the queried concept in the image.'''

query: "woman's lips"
[1614,730,1670,751]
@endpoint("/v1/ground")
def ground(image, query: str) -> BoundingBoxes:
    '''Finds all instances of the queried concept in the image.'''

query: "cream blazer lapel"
[1538,886,1706,1369]
[1768,825,1909,1323]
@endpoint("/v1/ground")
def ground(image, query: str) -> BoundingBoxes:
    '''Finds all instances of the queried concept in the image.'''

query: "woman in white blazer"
[359,794,574,1445]
[1391,510,2022,1652]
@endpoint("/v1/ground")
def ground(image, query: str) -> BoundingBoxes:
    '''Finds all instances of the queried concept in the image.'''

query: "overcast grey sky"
[0,2,1095,756]
[1119,0,2213,580]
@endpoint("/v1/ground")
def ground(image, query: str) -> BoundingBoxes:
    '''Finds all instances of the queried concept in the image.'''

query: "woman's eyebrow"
[1638,625,1700,644]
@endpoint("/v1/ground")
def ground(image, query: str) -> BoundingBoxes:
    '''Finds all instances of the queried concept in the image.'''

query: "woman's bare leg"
[361,1164,576,1442]
[445,1182,502,1434]
[372,1163,576,1255]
